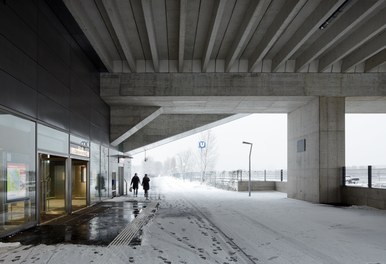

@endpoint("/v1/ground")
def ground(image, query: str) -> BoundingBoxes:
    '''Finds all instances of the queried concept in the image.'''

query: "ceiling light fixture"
[319,0,352,30]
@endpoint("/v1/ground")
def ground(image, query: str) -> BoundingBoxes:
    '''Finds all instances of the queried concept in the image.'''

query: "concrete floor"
[0,177,385,264]
[1,200,146,246]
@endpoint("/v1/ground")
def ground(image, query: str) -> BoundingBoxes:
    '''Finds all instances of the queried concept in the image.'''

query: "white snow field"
[0,176,385,264]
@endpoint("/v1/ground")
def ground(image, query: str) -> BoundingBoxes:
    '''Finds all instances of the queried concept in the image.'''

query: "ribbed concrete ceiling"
[62,0,386,153]
[64,0,386,74]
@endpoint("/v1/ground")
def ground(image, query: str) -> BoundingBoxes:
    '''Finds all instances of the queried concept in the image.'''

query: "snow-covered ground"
[0,176,386,263]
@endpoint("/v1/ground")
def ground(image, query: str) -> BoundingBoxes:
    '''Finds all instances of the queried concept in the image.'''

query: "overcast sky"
[132,114,287,171]
[132,113,386,172]
[345,114,386,167]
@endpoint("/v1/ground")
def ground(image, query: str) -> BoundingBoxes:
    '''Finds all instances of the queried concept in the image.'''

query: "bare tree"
[142,156,163,176]
[176,149,194,176]
[162,157,177,176]
[197,130,218,182]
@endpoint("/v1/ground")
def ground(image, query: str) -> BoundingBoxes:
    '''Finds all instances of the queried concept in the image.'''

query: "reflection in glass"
[90,143,102,203]
[101,146,109,199]
[0,113,36,235]
[72,160,87,212]
[39,154,66,223]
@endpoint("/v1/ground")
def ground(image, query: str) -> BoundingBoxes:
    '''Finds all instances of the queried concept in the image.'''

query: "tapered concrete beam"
[63,0,121,72]
[272,0,346,72]
[296,0,383,72]
[110,106,163,146]
[142,0,159,72]
[101,0,137,72]
[319,6,386,72]
[179,0,187,72]
[202,0,227,72]
[365,49,386,72]
[123,114,244,153]
[342,30,386,72]
[225,0,271,72]
[249,0,307,71]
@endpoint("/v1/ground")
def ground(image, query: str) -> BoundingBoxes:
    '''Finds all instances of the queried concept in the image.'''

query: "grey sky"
[133,113,386,171]
[346,114,386,167]
[132,114,287,171]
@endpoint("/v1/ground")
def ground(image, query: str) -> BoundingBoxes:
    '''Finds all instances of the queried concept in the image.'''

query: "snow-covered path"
[0,176,386,263]
[138,177,386,263]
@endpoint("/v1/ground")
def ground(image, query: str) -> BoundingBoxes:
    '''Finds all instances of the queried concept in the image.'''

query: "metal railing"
[173,169,287,190]
[342,166,386,189]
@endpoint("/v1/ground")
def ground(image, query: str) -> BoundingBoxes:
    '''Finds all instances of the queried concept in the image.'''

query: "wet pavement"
[0,200,147,246]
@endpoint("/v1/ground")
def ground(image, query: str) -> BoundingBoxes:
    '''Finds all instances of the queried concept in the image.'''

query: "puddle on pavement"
[0,201,147,246]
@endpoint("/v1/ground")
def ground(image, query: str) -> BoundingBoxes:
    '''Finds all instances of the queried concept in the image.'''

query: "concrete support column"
[288,97,345,204]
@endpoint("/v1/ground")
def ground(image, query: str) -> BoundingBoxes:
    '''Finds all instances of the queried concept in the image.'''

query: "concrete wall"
[288,97,320,202]
[275,182,287,193]
[342,187,386,210]
[287,97,345,204]
[238,181,287,192]
[0,0,109,143]
[319,97,345,203]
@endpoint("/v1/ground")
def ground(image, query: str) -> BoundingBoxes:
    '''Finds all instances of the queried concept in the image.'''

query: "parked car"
[346,176,360,184]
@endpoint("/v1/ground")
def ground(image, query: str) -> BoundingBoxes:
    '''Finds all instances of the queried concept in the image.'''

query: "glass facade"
[69,135,90,210]
[39,154,67,222]
[0,113,36,234]
[71,159,87,212]
[0,111,127,237]
[101,146,109,199]
[109,149,119,197]
[90,142,101,204]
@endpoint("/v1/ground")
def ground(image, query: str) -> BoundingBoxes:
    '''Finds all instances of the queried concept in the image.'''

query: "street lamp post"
[242,141,253,197]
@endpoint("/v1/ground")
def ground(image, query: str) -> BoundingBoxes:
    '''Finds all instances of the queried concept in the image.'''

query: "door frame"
[69,157,89,213]
[37,152,69,225]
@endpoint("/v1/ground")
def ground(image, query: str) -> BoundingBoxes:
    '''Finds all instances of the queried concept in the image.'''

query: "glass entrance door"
[71,160,87,212]
[39,154,66,223]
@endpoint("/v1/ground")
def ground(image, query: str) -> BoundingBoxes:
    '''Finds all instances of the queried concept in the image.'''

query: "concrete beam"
[342,30,386,72]
[110,106,163,146]
[63,0,120,72]
[125,114,246,154]
[202,0,227,72]
[101,72,386,98]
[346,96,386,113]
[101,0,137,72]
[272,0,346,72]
[365,49,386,72]
[295,0,383,72]
[94,0,125,62]
[319,6,386,72]
[179,0,187,72]
[141,0,159,72]
[225,0,271,72]
[249,0,307,72]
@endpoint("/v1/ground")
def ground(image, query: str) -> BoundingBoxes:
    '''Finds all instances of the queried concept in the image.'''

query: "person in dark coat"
[142,174,150,199]
[131,173,140,197]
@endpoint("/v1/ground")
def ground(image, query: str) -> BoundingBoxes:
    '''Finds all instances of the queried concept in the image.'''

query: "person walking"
[130,173,140,197]
[142,174,150,199]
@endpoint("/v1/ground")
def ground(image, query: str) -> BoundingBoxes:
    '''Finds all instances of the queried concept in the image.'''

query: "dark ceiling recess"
[45,0,107,72]
[319,0,352,30]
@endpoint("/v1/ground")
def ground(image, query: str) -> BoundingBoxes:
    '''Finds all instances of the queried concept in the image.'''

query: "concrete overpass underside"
[62,0,386,206]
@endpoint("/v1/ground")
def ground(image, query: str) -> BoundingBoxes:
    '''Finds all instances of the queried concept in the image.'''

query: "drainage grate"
[107,201,158,247]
